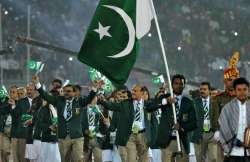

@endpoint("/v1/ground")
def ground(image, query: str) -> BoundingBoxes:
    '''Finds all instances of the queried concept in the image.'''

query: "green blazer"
[191,97,212,144]
[0,99,8,133]
[37,87,96,139]
[155,95,197,153]
[38,106,58,142]
[0,97,31,138]
[99,99,155,146]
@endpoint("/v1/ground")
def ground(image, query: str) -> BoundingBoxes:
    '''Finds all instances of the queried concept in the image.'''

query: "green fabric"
[38,88,96,139]
[190,97,213,144]
[154,96,197,154]
[100,99,156,146]
[37,106,58,142]
[78,0,139,86]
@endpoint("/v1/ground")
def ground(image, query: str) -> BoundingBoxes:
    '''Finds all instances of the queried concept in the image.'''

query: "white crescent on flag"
[103,5,136,59]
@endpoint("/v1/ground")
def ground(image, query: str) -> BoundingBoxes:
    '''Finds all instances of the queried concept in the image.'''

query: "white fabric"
[230,100,247,156]
[162,98,167,105]
[136,0,154,39]
[49,104,57,118]
[35,82,42,89]
[40,142,61,162]
[189,142,196,155]
[5,115,12,127]
[25,140,42,160]
[151,149,162,162]
[148,148,153,158]
[213,131,220,142]
[28,97,32,107]
[132,99,145,131]
[102,146,121,162]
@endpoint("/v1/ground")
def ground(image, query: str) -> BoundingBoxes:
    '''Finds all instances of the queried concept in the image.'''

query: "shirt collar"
[202,96,210,103]
[237,99,247,107]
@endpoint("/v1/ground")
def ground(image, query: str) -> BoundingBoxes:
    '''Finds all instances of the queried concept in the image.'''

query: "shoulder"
[182,95,194,104]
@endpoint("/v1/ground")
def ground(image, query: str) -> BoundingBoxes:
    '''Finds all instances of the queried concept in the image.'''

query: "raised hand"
[8,98,15,106]
[32,75,39,84]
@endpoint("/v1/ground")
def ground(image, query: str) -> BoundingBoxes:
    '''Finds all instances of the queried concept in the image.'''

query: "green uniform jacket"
[99,99,155,146]
[210,92,234,131]
[37,87,96,139]
[155,95,197,153]
[191,97,212,144]
[38,106,58,142]
[0,97,31,138]
[0,99,8,133]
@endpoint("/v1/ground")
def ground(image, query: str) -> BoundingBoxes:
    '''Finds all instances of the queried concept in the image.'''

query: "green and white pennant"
[78,0,154,86]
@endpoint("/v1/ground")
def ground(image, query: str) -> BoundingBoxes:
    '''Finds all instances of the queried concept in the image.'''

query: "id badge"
[203,119,211,132]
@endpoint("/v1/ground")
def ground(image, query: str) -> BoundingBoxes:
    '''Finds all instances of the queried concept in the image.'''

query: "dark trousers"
[224,156,250,162]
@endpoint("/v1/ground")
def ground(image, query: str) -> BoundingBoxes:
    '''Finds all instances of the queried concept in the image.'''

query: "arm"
[32,75,58,106]
[99,100,123,112]
[79,91,96,107]
[36,84,58,106]
[0,104,11,115]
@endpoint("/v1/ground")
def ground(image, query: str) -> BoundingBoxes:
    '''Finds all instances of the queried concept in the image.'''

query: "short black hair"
[141,86,150,99]
[52,79,62,86]
[233,77,249,89]
[74,85,82,92]
[200,82,211,90]
[171,74,186,85]
[64,84,75,91]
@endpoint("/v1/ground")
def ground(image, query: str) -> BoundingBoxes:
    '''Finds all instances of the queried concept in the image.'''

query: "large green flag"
[78,0,153,86]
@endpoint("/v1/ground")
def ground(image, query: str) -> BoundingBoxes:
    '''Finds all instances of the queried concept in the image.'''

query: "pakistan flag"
[78,0,154,86]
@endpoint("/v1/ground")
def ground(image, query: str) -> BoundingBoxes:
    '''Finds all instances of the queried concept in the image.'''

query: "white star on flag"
[94,22,112,40]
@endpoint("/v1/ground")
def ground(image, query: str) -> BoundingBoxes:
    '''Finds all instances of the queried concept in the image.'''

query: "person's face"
[26,84,36,98]
[17,88,26,99]
[172,78,185,95]
[143,91,149,101]
[132,86,143,100]
[9,87,18,100]
[224,77,237,91]
[52,82,62,89]
[116,90,128,101]
[75,89,81,97]
[199,85,210,98]
[235,84,249,103]
[63,86,75,99]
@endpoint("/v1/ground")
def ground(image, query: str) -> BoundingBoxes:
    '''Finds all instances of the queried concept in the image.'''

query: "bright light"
[4,11,8,15]
[148,33,152,37]
[234,32,238,36]
[69,57,73,61]
[177,46,182,51]
[219,66,223,70]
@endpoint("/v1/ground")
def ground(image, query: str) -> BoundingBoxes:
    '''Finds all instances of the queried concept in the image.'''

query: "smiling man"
[219,77,250,162]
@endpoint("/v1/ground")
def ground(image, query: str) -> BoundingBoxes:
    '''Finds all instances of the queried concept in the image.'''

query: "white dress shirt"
[132,99,145,131]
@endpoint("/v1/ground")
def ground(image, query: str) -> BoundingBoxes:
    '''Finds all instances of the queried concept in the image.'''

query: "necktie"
[175,97,180,118]
[203,100,209,119]
[135,102,141,121]
[88,111,95,126]
[65,101,72,121]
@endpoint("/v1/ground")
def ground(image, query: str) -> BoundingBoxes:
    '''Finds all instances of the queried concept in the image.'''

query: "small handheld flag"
[152,75,165,85]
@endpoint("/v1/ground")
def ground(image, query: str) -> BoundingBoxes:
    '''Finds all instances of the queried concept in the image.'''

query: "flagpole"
[150,0,181,152]
[26,5,31,83]
[0,4,4,85]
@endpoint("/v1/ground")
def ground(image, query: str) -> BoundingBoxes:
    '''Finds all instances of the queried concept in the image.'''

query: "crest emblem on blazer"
[75,108,80,115]
[182,113,189,122]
